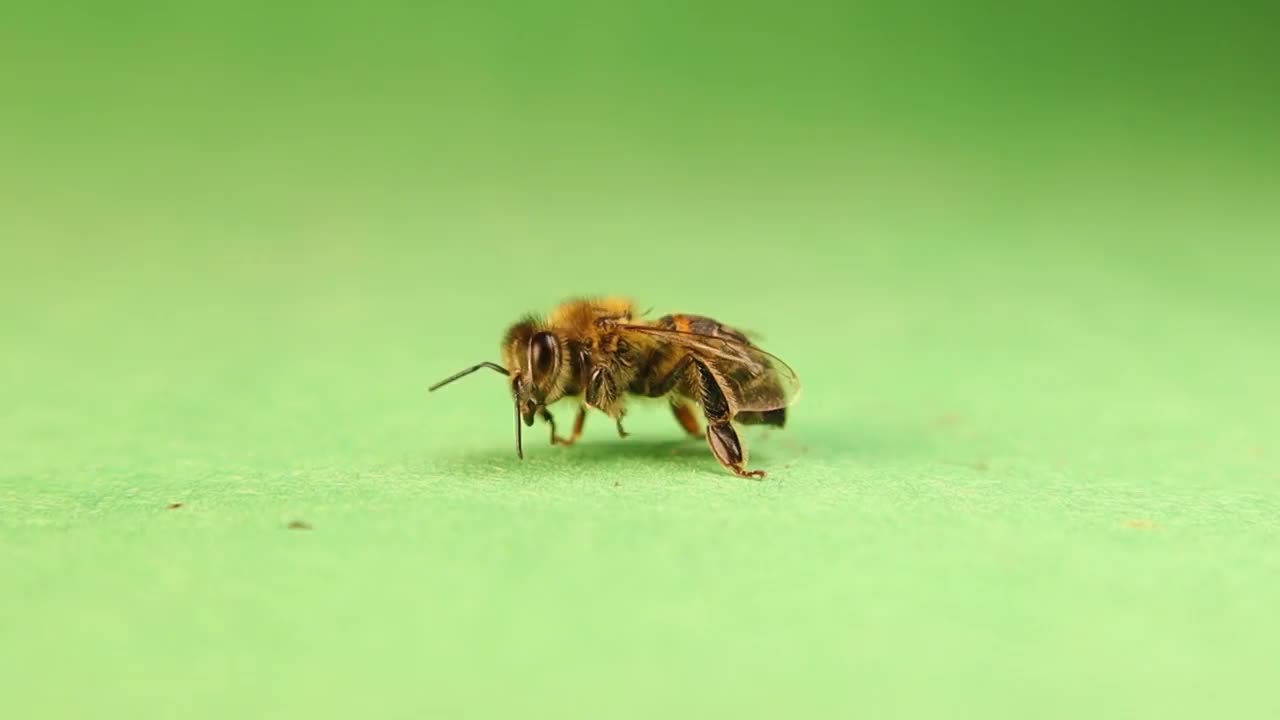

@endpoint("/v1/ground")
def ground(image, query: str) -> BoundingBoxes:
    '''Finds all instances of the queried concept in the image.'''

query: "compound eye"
[529,332,559,384]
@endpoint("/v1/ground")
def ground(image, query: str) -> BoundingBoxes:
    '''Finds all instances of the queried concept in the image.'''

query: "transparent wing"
[616,323,802,412]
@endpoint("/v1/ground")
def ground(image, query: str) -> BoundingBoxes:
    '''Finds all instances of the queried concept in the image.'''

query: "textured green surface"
[3,3,1280,718]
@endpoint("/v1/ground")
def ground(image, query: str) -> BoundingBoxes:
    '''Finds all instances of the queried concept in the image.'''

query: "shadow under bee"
[450,434,790,479]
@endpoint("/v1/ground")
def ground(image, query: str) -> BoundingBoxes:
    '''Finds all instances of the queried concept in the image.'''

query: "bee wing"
[615,324,801,412]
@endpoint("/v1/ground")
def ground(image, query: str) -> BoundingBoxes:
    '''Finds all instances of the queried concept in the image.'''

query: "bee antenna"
[428,362,508,392]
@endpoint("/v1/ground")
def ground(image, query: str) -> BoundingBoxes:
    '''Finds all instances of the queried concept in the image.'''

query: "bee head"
[503,319,566,428]
[427,315,566,461]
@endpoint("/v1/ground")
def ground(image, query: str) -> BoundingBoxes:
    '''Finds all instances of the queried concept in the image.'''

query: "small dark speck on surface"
[287,520,313,530]
[972,461,990,471]
[166,502,183,510]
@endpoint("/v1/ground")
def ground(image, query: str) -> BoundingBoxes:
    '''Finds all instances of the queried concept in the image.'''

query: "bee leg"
[586,366,617,410]
[639,356,700,437]
[615,417,631,439]
[696,362,766,479]
[567,406,587,444]
[707,422,765,479]
[671,402,701,437]
[542,406,588,446]
[560,407,588,446]
[641,356,693,397]
[539,408,561,445]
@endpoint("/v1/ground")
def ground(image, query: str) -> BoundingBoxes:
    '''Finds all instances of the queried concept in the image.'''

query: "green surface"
[3,2,1279,718]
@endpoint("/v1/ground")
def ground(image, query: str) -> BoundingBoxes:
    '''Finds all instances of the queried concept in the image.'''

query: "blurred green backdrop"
[2,2,1278,719]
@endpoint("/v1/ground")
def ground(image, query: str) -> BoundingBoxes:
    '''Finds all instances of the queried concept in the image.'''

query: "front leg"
[540,406,587,446]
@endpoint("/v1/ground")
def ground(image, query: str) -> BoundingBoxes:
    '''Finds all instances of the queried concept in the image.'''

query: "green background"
[3,2,1278,717]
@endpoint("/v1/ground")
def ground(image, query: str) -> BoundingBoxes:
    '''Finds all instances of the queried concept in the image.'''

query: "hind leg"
[706,422,765,479]
[694,362,766,479]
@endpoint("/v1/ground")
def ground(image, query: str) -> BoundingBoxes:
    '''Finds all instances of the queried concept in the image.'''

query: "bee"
[429,297,800,478]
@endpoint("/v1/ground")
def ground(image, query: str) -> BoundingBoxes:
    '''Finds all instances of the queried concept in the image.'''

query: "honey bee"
[429,297,800,478]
